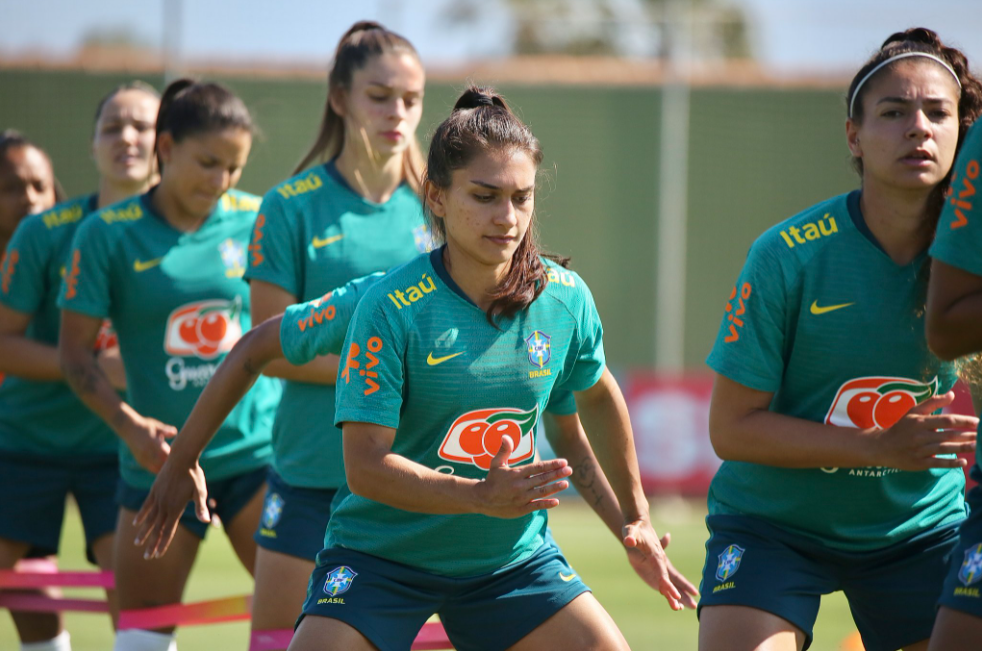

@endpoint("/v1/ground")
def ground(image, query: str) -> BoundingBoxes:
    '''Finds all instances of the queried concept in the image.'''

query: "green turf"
[1,499,862,650]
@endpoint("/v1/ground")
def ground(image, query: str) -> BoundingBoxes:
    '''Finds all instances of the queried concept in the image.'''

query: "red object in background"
[947,380,978,490]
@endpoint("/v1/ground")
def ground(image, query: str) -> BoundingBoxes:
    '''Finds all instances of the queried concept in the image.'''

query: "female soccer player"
[0,130,61,254]
[924,96,982,651]
[278,86,692,651]
[58,78,278,651]
[241,20,431,641]
[0,83,159,651]
[700,28,982,651]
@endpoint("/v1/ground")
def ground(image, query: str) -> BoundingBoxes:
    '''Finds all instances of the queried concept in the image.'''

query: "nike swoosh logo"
[810,300,854,315]
[426,351,463,366]
[312,234,344,248]
[559,572,577,582]
[133,258,163,272]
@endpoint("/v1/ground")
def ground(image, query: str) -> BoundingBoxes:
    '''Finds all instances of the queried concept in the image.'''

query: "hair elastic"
[473,95,495,107]
[849,51,961,118]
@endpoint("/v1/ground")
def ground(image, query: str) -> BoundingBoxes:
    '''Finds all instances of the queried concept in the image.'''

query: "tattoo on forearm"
[64,359,102,395]
[574,457,605,508]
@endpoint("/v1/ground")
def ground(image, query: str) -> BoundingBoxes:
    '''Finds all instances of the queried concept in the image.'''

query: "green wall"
[0,68,857,369]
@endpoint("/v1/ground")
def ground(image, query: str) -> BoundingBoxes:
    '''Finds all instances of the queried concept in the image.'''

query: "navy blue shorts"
[299,541,590,651]
[0,450,118,564]
[254,468,336,560]
[699,514,961,651]
[117,465,267,539]
[939,466,982,618]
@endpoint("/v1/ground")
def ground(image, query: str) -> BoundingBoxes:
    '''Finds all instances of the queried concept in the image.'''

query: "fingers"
[918,414,979,431]
[489,435,515,470]
[193,484,211,524]
[525,498,561,512]
[660,532,672,550]
[133,500,158,544]
[909,391,955,414]
[922,456,969,469]
[149,517,181,559]
[133,495,154,527]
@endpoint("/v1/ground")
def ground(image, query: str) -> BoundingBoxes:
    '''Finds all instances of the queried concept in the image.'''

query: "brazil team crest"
[716,544,744,582]
[958,543,982,586]
[324,566,358,596]
[219,238,246,278]
[525,331,551,368]
[262,493,284,530]
[413,224,434,253]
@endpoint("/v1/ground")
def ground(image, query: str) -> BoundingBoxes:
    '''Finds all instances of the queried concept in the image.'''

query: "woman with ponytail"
[699,28,982,651]
[58,78,278,651]
[286,86,695,651]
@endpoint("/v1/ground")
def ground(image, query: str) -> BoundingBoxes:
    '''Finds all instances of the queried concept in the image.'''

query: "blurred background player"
[0,83,160,651]
[289,86,694,651]
[58,78,279,651]
[699,28,982,651]
[241,20,432,645]
[924,80,982,651]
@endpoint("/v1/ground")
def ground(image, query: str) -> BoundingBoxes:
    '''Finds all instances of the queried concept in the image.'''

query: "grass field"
[0,498,862,650]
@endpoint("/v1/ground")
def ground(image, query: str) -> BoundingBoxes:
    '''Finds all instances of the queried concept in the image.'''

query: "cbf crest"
[715,544,744,582]
[324,566,358,596]
[526,331,551,368]
[262,493,284,530]
[958,543,982,586]
[413,224,434,253]
[219,238,246,278]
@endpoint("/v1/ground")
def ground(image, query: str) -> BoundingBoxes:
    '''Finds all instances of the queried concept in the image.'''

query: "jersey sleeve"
[558,280,606,393]
[931,121,982,276]
[280,273,384,366]
[1,217,49,315]
[334,291,406,430]
[56,219,113,319]
[545,389,577,416]
[705,237,789,393]
[244,194,303,297]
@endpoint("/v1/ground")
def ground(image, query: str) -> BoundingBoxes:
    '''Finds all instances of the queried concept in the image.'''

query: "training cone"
[840,631,865,650]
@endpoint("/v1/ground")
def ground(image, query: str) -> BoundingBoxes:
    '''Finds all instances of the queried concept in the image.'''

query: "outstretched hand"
[623,523,699,611]
[473,435,573,519]
[133,455,210,559]
[877,391,977,470]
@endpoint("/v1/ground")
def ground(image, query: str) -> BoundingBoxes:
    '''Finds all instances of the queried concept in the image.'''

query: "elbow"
[925,318,962,361]
[708,413,743,462]
[342,453,381,500]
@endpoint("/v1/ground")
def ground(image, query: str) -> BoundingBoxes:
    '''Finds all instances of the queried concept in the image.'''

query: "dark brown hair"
[154,78,253,172]
[423,86,550,324]
[294,21,424,192]
[93,81,160,135]
[0,130,66,203]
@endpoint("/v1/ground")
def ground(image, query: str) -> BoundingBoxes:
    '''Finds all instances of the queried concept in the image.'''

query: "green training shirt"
[707,191,964,551]
[58,189,278,488]
[0,194,117,456]
[328,250,605,576]
[245,162,430,488]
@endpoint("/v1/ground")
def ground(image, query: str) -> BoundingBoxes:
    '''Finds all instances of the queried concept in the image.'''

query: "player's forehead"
[351,52,424,94]
[864,59,960,106]
[454,147,537,191]
[98,90,160,123]
[1,145,52,184]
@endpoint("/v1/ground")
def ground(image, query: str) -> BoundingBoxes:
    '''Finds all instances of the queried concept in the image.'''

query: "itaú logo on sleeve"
[164,296,243,360]
[438,406,538,470]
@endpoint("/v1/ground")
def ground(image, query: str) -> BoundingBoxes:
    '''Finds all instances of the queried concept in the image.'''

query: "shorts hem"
[486,584,591,651]
[295,611,401,651]
[697,600,814,650]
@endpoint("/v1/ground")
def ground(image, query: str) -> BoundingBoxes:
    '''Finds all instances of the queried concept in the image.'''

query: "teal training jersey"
[0,194,118,456]
[328,249,605,577]
[931,119,982,473]
[707,191,964,551]
[58,190,278,488]
[245,162,430,488]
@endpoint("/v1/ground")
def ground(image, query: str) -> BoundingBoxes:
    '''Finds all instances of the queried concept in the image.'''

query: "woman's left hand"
[623,522,699,610]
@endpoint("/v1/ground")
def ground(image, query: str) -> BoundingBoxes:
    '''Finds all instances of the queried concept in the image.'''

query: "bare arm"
[135,317,285,557]
[0,302,62,380]
[926,259,982,360]
[343,421,572,518]
[709,373,976,470]
[59,309,174,473]
[251,279,339,384]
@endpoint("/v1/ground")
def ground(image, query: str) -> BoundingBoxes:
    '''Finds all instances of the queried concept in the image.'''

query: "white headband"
[848,52,962,119]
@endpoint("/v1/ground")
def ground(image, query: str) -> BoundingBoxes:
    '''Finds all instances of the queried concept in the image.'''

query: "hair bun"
[453,86,508,112]
[881,27,942,50]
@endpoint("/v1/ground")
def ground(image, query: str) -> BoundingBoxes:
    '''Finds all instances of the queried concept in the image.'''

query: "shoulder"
[28,194,94,236]
[80,195,146,241]
[262,166,331,209]
[219,189,262,217]
[539,258,594,311]
[356,254,436,320]
[747,193,851,275]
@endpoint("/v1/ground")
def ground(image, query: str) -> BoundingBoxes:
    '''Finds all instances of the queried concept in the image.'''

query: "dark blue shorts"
[299,541,590,651]
[0,450,118,564]
[116,465,267,539]
[699,513,960,651]
[253,468,336,560]
[939,466,982,618]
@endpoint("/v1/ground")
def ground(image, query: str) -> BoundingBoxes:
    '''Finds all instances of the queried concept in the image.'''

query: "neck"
[443,244,511,312]
[97,177,152,209]
[859,179,937,265]
[150,180,209,232]
[334,143,404,204]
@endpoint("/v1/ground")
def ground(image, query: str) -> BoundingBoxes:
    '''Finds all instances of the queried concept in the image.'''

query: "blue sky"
[0,0,980,73]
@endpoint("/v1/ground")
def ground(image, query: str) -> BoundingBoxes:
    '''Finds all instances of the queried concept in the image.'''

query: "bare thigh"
[251,547,314,632]
[0,539,63,642]
[927,606,982,651]
[222,480,266,576]
[114,507,201,634]
[90,532,118,629]
[699,605,805,651]
[287,614,378,651]
[507,593,629,651]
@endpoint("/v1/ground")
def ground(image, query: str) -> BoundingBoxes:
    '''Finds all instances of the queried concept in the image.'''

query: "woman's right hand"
[472,436,573,519]
[115,410,176,473]
[874,391,978,470]
[133,454,210,559]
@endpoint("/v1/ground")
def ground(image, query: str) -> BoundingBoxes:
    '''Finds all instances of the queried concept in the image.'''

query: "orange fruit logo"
[438,406,538,470]
[825,376,938,430]
[163,296,243,360]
